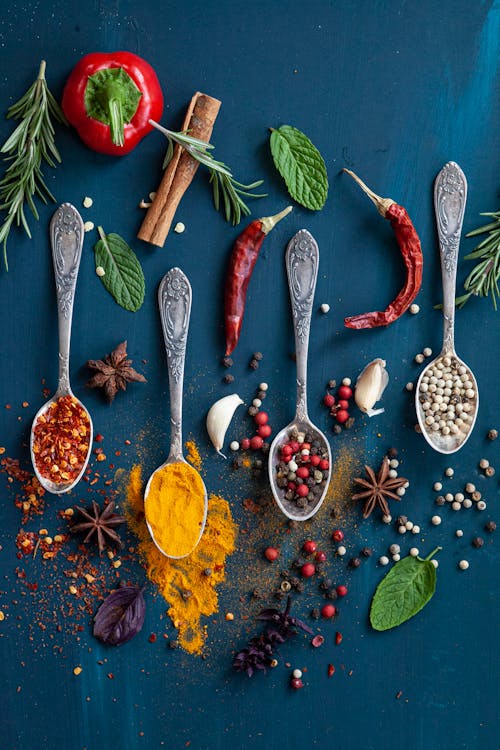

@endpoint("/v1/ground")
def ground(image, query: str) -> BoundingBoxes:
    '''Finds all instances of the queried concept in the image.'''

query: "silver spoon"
[415,161,479,453]
[144,268,208,558]
[268,230,332,521]
[30,203,93,493]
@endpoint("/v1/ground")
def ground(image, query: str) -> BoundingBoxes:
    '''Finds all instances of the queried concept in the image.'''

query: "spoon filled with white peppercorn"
[415,162,479,453]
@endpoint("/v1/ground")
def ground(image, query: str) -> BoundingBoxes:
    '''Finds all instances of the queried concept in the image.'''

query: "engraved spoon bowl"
[268,230,332,521]
[29,204,93,494]
[415,162,479,454]
[144,268,208,559]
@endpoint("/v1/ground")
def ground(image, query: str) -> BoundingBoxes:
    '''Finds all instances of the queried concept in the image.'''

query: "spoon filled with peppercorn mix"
[416,162,479,454]
[268,230,332,521]
[30,204,93,494]
[143,268,208,559]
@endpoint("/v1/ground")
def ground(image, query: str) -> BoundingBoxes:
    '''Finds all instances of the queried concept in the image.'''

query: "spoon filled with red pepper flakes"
[30,204,93,494]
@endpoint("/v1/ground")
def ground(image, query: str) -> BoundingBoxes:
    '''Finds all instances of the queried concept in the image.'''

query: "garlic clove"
[355,358,389,416]
[206,394,244,457]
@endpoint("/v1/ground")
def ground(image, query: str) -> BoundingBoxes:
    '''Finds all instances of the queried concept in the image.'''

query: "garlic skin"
[355,358,389,417]
[206,394,244,457]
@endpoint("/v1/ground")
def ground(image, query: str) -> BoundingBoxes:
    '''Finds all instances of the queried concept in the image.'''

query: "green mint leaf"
[269,125,328,210]
[94,228,145,312]
[370,549,440,631]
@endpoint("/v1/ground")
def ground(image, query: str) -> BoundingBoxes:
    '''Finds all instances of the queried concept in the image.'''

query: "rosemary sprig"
[149,119,266,225]
[456,210,500,310]
[0,60,67,270]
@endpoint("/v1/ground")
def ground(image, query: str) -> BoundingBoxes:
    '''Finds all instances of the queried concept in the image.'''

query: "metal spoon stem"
[158,268,192,462]
[434,161,467,353]
[286,230,319,423]
[50,203,84,396]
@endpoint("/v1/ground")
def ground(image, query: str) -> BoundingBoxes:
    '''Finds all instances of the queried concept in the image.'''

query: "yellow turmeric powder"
[127,464,237,654]
[145,461,206,558]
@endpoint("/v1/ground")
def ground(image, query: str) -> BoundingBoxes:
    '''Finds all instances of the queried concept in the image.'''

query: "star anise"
[353,458,408,518]
[86,340,146,403]
[71,500,126,552]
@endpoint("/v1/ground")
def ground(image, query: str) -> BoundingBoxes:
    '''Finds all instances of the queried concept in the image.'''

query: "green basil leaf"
[94,228,145,312]
[269,125,328,210]
[370,549,440,631]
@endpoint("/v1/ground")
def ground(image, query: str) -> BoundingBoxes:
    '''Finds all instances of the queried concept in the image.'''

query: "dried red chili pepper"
[224,206,292,356]
[62,51,164,155]
[342,169,423,329]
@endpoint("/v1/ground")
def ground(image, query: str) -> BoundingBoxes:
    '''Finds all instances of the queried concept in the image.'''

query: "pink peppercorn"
[302,540,317,555]
[291,677,304,689]
[315,550,327,562]
[338,385,353,400]
[318,459,329,471]
[296,466,309,479]
[287,482,297,492]
[257,424,272,438]
[301,562,315,578]
[281,444,292,456]
[332,530,344,542]
[336,585,348,597]
[250,435,264,450]
[241,438,250,450]
[296,483,309,498]
[321,604,336,618]
[264,546,279,561]
[254,411,268,426]
[338,399,349,410]
[311,635,324,647]
[336,409,349,424]
[289,441,299,453]
[310,455,321,467]
[323,393,335,407]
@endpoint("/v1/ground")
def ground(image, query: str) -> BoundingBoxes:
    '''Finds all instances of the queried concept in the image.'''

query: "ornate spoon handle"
[158,268,192,461]
[434,162,467,353]
[50,203,84,395]
[285,230,319,422]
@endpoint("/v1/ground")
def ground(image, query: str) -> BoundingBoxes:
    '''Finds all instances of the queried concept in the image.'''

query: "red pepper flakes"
[32,395,91,484]
[148,633,157,643]
[311,635,324,648]
[95,434,104,442]
[335,631,343,645]
[327,664,335,677]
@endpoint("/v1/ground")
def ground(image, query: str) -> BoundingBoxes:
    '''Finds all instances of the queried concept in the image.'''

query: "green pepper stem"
[38,60,47,80]
[108,98,125,147]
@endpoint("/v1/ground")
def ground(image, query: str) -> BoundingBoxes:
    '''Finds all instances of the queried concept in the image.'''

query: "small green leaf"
[94,228,145,312]
[370,548,440,631]
[269,125,328,210]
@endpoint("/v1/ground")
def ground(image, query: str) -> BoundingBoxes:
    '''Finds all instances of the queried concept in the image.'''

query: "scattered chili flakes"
[335,631,343,645]
[148,633,157,643]
[327,663,335,677]
[32,395,91,484]
[311,635,324,648]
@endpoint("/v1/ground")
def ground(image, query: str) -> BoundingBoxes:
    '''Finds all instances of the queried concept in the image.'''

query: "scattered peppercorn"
[472,537,484,548]
[310,608,320,619]
[336,585,348,597]
[301,563,315,578]
[332,529,344,542]
[223,373,235,383]
[249,359,259,370]
[361,547,373,557]
[253,352,263,361]
[223,356,233,368]
[487,429,498,441]
[321,603,336,618]
[485,521,496,533]
[349,557,361,568]
[302,540,317,555]
[264,546,279,562]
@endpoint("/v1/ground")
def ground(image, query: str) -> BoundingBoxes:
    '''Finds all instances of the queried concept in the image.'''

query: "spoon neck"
[295,379,308,422]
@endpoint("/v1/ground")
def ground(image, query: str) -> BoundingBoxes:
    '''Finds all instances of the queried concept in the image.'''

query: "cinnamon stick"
[138,92,221,247]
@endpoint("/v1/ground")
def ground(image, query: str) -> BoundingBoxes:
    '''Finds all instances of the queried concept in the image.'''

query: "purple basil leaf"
[93,585,145,646]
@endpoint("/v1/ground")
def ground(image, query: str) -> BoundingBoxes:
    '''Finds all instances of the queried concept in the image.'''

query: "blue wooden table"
[0,2,498,749]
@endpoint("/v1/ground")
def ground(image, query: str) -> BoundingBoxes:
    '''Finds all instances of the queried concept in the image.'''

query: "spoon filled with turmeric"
[144,268,208,559]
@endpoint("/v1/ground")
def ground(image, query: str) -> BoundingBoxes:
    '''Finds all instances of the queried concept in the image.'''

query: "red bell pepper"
[62,51,164,156]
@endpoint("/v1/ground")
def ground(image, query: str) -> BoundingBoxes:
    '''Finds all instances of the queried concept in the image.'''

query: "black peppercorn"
[327,379,337,390]
[203,568,213,577]
[435,495,446,506]
[257,390,267,400]
[223,356,233,368]
[311,608,321,620]
[248,406,258,416]
[232,456,243,469]
[487,429,498,441]
[388,447,399,458]
[327,589,339,600]
[349,557,361,568]
[223,373,235,383]
[345,417,355,429]
[249,359,259,370]
[333,424,342,435]
[253,351,263,361]
[361,547,373,557]
[472,537,484,548]
[485,520,496,533]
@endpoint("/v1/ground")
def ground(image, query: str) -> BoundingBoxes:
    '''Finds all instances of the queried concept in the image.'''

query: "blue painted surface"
[0,2,499,749]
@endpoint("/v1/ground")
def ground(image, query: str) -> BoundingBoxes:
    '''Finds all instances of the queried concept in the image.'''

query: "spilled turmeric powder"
[185,439,202,472]
[127,464,237,654]
[145,461,206,558]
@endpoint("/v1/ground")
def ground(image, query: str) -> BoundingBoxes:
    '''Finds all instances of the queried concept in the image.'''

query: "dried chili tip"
[342,168,394,217]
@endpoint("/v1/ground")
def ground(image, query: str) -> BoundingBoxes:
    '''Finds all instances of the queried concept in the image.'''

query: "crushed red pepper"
[32,395,91,483]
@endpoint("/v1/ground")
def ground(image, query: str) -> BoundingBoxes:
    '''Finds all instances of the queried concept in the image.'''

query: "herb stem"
[424,546,442,561]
